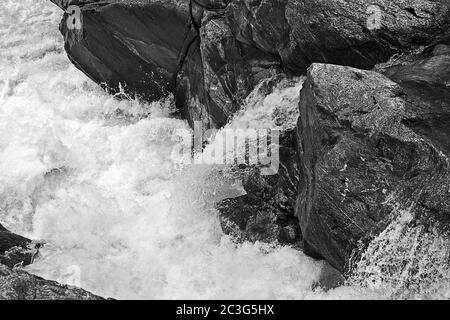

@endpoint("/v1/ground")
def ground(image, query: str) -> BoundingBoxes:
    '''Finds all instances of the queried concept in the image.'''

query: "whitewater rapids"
[0,0,416,300]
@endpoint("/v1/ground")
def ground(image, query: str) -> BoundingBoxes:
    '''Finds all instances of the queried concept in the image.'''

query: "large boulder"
[50,0,450,274]
[380,42,450,154]
[0,264,104,300]
[0,223,103,300]
[214,74,304,248]
[216,130,302,247]
[227,0,450,73]
[296,56,450,272]
[51,0,450,129]
[52,0,202,122]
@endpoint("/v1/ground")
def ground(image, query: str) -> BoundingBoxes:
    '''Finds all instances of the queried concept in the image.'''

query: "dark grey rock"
[216,130,302,248]
[229,0,450,73]
[0,224,38,269]
[54,0,196,107]
[381,43,450,154]
[49,0,450,278]
[0,223,103,300]
[296,61,450,272]
[0,264,104,300]
[50,0,450,129]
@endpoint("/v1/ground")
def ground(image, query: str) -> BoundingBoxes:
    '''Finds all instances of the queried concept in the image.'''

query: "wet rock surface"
[51,0,450,129]
[216,130,302,247]
[48,0,450,281]
[380,42,450,154]
[296,58,450,272]
[0,224,37,269]
[0,223,103,300]
[0,264,104,300]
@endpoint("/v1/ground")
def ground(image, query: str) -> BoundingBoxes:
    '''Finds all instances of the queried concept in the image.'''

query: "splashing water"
[349,210,450,300]
[3,0,436,300]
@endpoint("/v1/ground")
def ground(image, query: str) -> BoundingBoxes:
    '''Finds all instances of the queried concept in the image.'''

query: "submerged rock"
[381,42,450,155]
[296,60,450,272]
[214,75,303,248]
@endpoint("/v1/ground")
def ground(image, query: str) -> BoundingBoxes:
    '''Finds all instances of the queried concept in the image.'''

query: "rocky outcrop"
[217,41,450,273]
[51,0,202,123]
[216,130,302,247]
[49,0,450,276]
[51,0,450,129]
[227,0,442,72]
[380,42,450,155]
[0,264,104,300]
[0,223,103,300]
[0,224,39,269]
[296,43,450,272]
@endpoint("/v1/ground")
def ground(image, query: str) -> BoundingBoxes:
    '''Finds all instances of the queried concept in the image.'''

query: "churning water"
[0,0,446,300]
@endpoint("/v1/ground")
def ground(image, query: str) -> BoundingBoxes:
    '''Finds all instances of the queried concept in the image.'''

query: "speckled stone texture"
[296,50,450,271]
[50,0,450,128]
[0,224,103,300]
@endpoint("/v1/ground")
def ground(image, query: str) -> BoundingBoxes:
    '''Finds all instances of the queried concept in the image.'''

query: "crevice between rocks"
[172,0,201,92]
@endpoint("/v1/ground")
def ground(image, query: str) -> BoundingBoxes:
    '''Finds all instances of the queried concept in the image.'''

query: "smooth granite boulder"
[0,264,104,300]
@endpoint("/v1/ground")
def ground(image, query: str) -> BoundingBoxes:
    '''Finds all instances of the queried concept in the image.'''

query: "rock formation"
[296,43,450,272]
[0,224,38,269]
[0,223,103,300]
[49,0,450,277]
[50,0,450,129]
[216,130,302,248]
[0,264,104,300]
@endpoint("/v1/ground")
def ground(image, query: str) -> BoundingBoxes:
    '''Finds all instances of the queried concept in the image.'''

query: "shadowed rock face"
[216,130,302,247]
[49,0,450,276]
[273,0,449,72]
[0,264,104,300]
[381,43,450,154]
[296,59,450,272]
[50,0,450,129]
